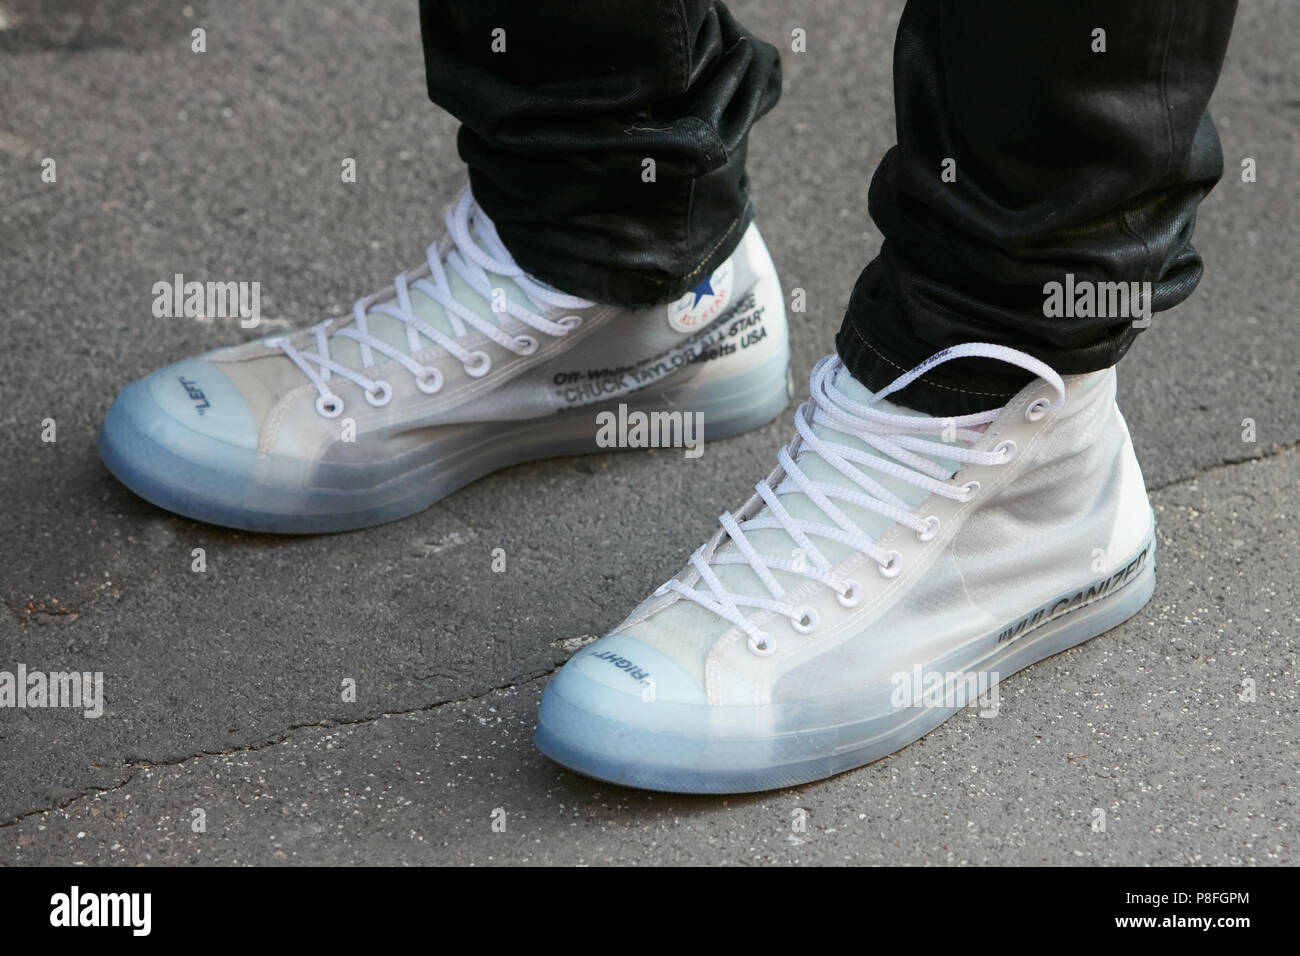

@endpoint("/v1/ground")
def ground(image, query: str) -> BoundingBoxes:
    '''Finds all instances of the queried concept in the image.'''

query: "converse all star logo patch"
[667,260,732,333]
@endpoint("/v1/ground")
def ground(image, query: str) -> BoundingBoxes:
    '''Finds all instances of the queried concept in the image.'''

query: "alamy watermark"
[1043,273,1152,327]
[0,665,104,718]
[50,887,150,936]
[595,404,705,459]
[152,273,261,328]
[890,666,1000,717]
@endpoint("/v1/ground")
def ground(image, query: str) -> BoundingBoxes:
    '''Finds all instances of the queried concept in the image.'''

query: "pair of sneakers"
[100,188,1156,793]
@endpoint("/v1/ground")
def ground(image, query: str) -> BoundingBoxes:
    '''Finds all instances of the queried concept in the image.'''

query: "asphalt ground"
[1,0,1297,864]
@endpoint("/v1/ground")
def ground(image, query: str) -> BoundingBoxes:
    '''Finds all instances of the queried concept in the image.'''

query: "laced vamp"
[662,343,1067,655]
[271,187,594,418]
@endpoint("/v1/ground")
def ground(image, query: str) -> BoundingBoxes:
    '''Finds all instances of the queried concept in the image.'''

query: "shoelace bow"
[271,187,594,418]
[660,343,1066,655]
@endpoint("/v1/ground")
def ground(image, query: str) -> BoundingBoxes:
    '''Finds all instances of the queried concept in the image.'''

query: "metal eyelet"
[556,315,583,330]
[835,580,862,608]
[917,515,941,542]
[1025,397,1051,422]
[513,335,538,355]
[747,634,776,657]
[790,607,819,634]
[960,480,981,502]
[364,380,393,407]
[315,393,344,418]
[463,351,492,378]
[877,551,902,578]
[992,439,1017,462]
[415,367,443,394]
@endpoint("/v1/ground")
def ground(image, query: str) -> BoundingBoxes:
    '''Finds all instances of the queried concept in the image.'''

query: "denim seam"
[686,177,696,270]
[844,323,1016,399]
[1116,3,1171,363]
[682,209,743,286]
[544,202,739,299]
[520,241,675,297]
[671,0,691,94]
[1157,0,1179,186]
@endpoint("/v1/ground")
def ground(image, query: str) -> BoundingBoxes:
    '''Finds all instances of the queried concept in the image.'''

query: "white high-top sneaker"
[99,187,790,532]
[536,344,1156,793]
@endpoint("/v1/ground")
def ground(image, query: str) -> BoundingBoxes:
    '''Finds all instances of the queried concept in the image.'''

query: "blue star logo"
[689,277,715,308]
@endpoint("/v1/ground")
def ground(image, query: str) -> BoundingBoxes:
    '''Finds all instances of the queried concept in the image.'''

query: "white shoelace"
[661,343,1067,655]
[270,187,595,418]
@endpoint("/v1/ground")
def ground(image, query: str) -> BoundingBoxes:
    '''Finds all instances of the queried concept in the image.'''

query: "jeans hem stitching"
[843,323,1018,399]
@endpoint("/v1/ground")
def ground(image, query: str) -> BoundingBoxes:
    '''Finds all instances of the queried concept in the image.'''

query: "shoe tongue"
[708,364,964,598]
[322,218,542,371]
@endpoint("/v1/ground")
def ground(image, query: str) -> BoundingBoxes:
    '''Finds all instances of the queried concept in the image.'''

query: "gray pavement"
[1,0,1297,865]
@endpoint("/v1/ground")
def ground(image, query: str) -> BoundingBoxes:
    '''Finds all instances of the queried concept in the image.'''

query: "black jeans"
[421,1,1237,414]
[419,0,781,309]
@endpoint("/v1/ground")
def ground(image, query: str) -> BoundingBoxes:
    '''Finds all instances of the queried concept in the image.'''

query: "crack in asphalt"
[1144,441,1299,494]
[2,442,1297,832]
[0,664,562,831]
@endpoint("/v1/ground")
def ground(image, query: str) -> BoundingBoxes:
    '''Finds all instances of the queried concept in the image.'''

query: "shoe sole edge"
[99,353,790,534]
[535,540,1157,794]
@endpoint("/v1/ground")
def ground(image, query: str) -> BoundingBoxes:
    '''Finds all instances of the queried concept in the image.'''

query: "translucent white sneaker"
[99,188,790,532]
[536,343,1156,793]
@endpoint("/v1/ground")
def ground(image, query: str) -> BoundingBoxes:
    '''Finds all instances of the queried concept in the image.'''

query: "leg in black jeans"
[418,0,781,307]
[839,0,1238,414]
[421,1,1237,414]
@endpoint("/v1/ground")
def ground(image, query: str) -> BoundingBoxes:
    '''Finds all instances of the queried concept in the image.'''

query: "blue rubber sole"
[535,544,1156,794]
[99,354,792,534]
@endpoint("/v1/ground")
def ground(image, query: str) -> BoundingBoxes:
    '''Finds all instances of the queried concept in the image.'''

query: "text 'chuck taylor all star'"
[99,187,790,532]
[535,344,1156,793]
